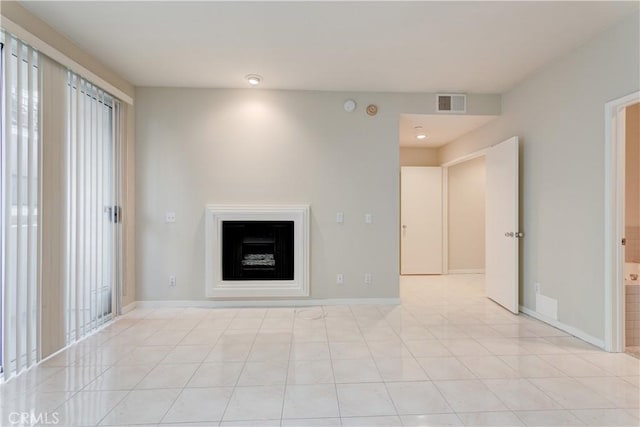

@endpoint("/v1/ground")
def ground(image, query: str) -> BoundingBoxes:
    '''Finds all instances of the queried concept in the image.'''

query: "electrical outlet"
[336,212,344,223]
[364,213,373,224]
[534,282,541,294]
[336,273,344,285]
[364,273,372,285]
[169,275,176,287]
[165,212,176,223]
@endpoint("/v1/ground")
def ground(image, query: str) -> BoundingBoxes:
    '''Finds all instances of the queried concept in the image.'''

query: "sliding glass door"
[1,33,124,380]
[65,73,120,344]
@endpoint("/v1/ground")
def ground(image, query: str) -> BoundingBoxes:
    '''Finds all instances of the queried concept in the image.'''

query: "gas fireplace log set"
[222,221,295,280]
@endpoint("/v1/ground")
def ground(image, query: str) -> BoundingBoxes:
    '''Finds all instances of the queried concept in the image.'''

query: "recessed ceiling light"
[414,126,428,140]
[246,74,262,86]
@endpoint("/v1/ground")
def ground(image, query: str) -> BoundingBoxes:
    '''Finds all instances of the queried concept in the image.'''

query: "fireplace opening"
[222,221,295,280]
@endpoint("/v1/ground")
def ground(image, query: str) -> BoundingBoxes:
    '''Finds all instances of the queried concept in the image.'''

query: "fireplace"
[222,221,294,280]
[205,204,310,298]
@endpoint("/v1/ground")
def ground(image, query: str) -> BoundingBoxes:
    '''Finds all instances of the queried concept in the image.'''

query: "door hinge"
[622,238,626,246]
[504,231,525,238]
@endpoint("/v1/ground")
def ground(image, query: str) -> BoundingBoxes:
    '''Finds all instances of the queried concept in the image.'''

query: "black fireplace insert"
[222,220,294,280]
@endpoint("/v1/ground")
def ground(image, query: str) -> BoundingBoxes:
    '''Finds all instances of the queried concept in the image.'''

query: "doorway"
[624,102,640,357]
[398,114,520,314]
[398,113,496,276]
[399,161,487,277]
[604,92,640,353]
[444,156,486,275]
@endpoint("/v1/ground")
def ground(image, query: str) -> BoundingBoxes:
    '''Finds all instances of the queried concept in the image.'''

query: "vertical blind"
[1,33,40,378]
[65,72,117,345]
[1,30,122,381]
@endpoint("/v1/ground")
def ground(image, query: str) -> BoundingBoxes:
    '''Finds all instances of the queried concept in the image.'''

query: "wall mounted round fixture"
[343,99,357,112]
[245,74,262,86]
[366,104,378,116]
[414,126,427,140]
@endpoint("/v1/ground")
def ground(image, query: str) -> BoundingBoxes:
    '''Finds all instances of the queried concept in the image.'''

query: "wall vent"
[437,94,467,113]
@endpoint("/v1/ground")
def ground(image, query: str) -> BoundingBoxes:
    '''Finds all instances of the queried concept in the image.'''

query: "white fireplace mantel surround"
[205,204,310,298]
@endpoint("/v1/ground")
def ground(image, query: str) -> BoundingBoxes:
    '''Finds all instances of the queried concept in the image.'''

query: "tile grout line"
[348,304,400,421]
[84,308,160,426]
[93,307,177,426]
[375,306,461,424]
[322,306,344,427]
[278,308,296,425]
[156,309,230,425]
[46,311,155,425]
[93,307,202,426]
[218,308,267,424]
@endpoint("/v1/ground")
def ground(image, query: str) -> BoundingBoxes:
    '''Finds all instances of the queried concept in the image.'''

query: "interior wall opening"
[624,101,640,357]
[398,113,495,302]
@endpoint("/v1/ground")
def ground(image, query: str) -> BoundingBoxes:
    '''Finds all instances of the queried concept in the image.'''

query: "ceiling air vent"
[437,94,467,113]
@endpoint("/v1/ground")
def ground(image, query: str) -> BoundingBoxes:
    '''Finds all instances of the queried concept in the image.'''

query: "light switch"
[336,274,344,285]
[364,213,372,224]
[165,212,176,223]
[336,212,344,223]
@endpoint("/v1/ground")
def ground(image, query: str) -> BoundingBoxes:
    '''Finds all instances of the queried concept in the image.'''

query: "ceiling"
[399,114,498,148]
[18,1,639,93]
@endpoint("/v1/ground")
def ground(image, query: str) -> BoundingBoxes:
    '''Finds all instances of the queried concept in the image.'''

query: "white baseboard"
[448,269,485,274]
[136,297,400,309]
[122,302,137,314]
[519,305,604,349]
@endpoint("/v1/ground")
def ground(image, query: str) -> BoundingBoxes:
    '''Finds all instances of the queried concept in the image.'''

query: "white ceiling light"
[414,126,428,140]
[245,74,262,86]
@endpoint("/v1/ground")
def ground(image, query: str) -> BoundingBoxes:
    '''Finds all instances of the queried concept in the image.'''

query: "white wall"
[439,11,640,340]
[400,147,439,166]
[448,157,485,271]
[135,89,500,301]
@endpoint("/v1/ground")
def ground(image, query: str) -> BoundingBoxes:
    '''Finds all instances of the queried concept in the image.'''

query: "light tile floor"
[1,274,639,426]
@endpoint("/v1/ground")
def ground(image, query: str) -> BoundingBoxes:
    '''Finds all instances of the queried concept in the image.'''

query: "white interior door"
[485,137,520,313]
[401,167,443,274]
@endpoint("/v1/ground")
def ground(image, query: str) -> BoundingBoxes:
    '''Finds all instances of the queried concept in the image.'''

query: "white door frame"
[604,91,639,352]
[441,148,489,275]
